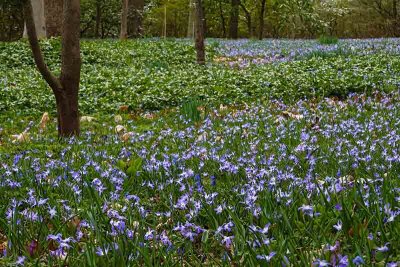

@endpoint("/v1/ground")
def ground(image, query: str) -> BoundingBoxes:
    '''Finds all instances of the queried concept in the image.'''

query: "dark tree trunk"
[240,2,252,38]
[120,0,128,40]
[218,1,226,38]
[202,4,207,37]
[95,0,101,38]
[23,0,81,137]
[128,0,145,38]
[194,0,205,65]
[59,0,81,136]
[44,0,63,37]
[393,0,399,36]
[259,0,266,40]
[229,0,239,39]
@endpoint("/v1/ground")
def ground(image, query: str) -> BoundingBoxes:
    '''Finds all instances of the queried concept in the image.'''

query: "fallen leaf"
[121,132,133,142]
[143,113,156,120]
[219,104,228,111]
[114,115,123,123]
[115,125,126,135]
[282,111,304,120]
[11,131,30,143]
[39,112,50,130]
[119,105,129,112]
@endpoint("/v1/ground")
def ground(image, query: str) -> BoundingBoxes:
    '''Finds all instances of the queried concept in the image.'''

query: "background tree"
[0,0,24,41]
[239,0,254,38]
[258,0,266,39]
[128,0,145,37]
[23,0,81,136]
[120,0,128,39]
[194,0,205,64]
[3,0,400,41]
[229,0,239,39]
[358,0,399,36]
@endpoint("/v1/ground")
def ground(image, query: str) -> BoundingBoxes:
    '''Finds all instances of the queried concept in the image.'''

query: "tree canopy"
[1,0,399,41]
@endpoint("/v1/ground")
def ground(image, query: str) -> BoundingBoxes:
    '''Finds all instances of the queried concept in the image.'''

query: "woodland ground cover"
[0,39,399,266]
[1,38,400,114]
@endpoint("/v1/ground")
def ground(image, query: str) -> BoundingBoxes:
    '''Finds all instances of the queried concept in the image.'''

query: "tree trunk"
[218,1,226,38]
[229,0,239,39]
[44,0,63,37]
[240,3,252,38]
[194,0,205,65]
[95,0,101,38]
[393,0,399,36]
[128,0,145,38]
[258,0,266,40]
[23,0,46,38]
[24,0,81,137]
[187,0,195,38]
[120,0,128,40]
[59,0,81,136]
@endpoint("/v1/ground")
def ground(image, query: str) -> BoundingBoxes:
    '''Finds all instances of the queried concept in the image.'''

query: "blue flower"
[256,251,276,262]
[352,256,364,265]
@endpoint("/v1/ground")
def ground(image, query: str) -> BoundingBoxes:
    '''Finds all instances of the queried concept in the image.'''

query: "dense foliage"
[1,37,400,266]
[1,0,399,41]
[0,91,399,266]
[0,0,24,41]
[1,38,400,115]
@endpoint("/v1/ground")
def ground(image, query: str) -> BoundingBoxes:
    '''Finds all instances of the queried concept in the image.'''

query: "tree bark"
[258,0,266,40]
[59,0,81,136]
[24,0,81,137]
[44,0,63,37]
[120,0,128,40]
[187,0,195,38]
[128,0,145,38]
[229,0,240,39]
[194,0,205,65]
[95,0,101,38]
[23,0,46,39]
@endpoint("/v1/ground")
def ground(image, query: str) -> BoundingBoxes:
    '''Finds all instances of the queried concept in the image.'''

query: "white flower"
[333,220,342,231]
[80,116,96,122]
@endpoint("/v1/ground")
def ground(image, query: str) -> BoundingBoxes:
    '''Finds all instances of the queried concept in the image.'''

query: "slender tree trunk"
[240,3,252,38]
[187,0,195,38]
[229,0,239,39]
[194,0,205,65]
[120,0,128,40]
[95,0,101,38]
[164,4,167,38]
[24,0,81,137]
[258,0,266,40]
[218,1,226,38]
[23,0,46,38]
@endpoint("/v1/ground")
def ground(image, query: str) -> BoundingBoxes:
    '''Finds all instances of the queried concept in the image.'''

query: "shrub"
[318,35,339,45]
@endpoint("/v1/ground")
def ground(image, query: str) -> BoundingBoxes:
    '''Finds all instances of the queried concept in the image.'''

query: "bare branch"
[23,0,62,93]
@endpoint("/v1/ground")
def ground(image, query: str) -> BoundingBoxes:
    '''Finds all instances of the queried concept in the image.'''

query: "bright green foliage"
[318,35,339,45]
[1,38,400,115]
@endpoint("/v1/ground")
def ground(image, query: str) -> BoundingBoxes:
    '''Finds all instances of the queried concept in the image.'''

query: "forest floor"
[0,38,399,266]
